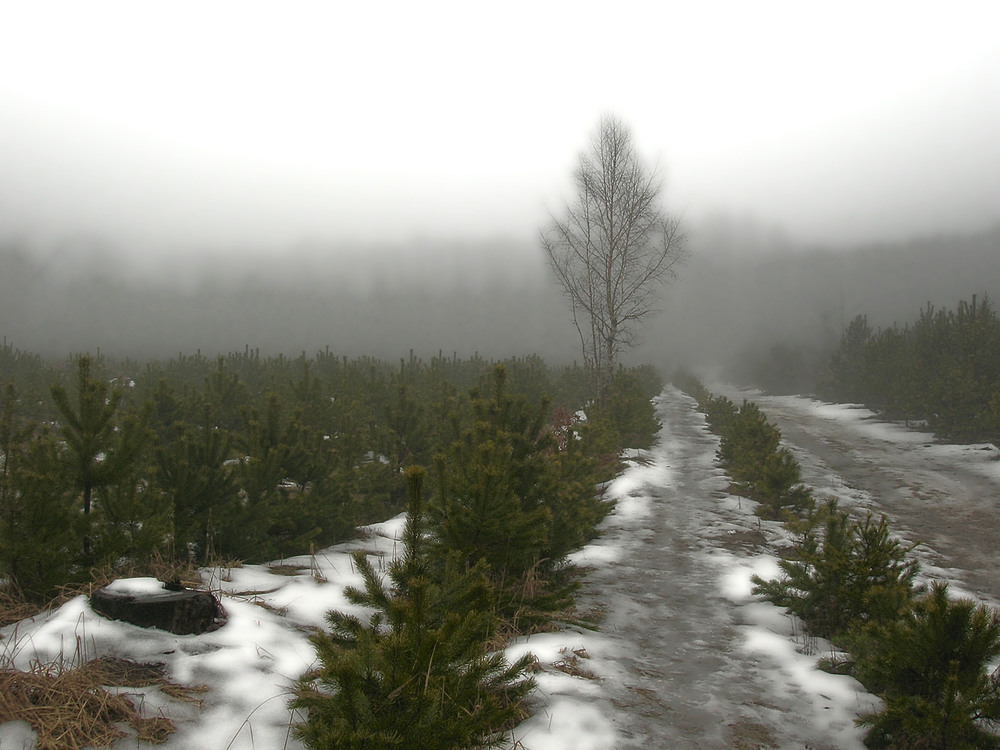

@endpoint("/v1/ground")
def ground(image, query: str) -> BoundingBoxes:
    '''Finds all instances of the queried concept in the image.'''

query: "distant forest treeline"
[0,237,576,362]
[2,222,999,373]
[0,343,662,600]
[669,222,1000,389]
[728,291,1000,445]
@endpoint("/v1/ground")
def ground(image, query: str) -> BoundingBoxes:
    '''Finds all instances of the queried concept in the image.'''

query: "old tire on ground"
[91,581,225,635]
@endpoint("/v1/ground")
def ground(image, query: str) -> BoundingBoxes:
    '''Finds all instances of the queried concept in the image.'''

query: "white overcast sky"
[2,0,999,256]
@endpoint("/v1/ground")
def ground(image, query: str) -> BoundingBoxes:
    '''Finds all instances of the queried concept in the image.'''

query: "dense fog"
[651,220,1000,384]
[4,219,998,390]
[3,4,999,381]
[0,236,570,362]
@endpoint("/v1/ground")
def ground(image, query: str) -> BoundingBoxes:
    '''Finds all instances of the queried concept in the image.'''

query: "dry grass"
[159,681,209,705]
[715,527,769,553]
[133,716,176,744]
[0,588,41,629]
[727,716,779,749]
[0,557,217,749]
[552,646,597,679]
[86,656,166,687]
[0,656,209,748]
[252,600,290,617]
[0,666,134,748]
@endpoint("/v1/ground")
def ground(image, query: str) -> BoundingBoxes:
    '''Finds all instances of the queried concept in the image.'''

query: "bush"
[429,366,553,583]
[593,369,662,450]
[544,411,618,561]
[853,582,1000,749]
[0,432,82,599]
[702,394,738,433]
[670,368,709,403]
[717,401,780,480]
[752,499,919,641]
[752,447,814,520]
[292,467,536,750]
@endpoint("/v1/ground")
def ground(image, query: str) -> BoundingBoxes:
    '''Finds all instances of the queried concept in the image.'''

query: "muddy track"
[728,389,1000,605]
[570,388,866,749]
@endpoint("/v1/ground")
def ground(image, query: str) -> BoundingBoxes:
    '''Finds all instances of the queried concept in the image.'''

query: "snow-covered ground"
[0,523,403,749]
[3,385,997,748]
[506,389,876,749]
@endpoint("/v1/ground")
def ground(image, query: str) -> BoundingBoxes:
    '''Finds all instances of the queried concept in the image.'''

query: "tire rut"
[572,389,863,749]
[740,392,1000,605]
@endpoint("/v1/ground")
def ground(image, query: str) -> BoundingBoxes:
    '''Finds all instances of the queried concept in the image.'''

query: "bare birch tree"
[542,115,686,398]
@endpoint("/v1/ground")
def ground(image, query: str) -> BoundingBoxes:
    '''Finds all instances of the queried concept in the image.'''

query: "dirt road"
[568,388,873,749]
[723,388,1000,605]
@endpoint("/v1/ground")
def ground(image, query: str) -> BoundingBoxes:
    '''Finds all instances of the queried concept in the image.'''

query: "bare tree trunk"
[542,115,686,403]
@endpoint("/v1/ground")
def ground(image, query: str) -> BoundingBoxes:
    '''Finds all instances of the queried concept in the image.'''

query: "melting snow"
[5,389,988,748]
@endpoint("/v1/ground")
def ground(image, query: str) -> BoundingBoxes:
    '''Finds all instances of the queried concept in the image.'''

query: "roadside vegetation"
[671,371,813,521]
[674,371,1000,749]
[819,294,1000,445]
[1,342,662,747]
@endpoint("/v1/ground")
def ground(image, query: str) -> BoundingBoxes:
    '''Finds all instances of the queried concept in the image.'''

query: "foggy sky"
[2,1,1000,262]
[3,2,1000,374]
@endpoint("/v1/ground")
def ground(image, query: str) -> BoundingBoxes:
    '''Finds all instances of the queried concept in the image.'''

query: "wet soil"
[572,389,862,749]
[733,390,1000,605]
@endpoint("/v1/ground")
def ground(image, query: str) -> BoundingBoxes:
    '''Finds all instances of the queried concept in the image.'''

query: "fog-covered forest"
[4,219,999,384]
[661,219,1000,389]
[0,235,573,362]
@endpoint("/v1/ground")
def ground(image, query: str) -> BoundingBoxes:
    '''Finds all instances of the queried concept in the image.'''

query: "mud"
[733,390,1000,605]
[571,389,866,749]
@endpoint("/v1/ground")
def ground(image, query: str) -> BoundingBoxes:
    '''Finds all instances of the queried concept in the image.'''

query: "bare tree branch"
[541,115,687,398]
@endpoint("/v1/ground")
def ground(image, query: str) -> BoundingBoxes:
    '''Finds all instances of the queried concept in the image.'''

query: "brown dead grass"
[133,715,176,744]
[0,589,40,629]
[0,556,229,746]
[727,716,779,749]
[552,646,597,679]
[158,680,209,705]
[0,656,209,748]
[267,563,309,576]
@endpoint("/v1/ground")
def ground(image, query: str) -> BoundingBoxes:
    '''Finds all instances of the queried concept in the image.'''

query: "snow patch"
[103,576,167,595]
[511,698,617,750]
[719,557,780,602]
